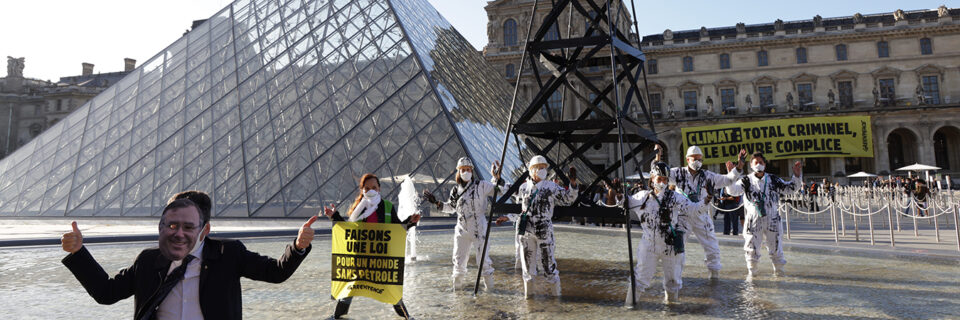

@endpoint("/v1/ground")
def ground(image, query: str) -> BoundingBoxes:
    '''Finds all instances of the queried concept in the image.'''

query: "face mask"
[689,160,702,171]
[460,171,472,182]
[363,189,379,199]
[535,168,548,180]
[653,181,668,191]
[752,164,765,173]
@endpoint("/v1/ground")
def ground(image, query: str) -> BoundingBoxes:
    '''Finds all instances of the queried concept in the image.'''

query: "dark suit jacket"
[62,237,311,320]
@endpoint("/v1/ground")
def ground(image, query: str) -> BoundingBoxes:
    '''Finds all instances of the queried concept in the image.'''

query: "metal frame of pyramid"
[0,0,531,218]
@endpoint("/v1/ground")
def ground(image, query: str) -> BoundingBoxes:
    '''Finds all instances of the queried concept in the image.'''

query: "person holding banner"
[495,155,578,299]
[655,144,745,279]
[421,157,501,291]
[605,161,705,304]
[725,153,802,277]
[323,173,421,319]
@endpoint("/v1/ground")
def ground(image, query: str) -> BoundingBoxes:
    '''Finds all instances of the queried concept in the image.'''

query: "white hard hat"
[686,145,703,157]
[528,155,548,168]
[456,157,473,169]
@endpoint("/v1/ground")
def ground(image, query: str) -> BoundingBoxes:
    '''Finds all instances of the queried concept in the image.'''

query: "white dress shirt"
[157,240,205,320]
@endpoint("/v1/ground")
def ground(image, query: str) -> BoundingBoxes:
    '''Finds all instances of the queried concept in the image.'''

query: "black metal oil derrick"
[475,0,658,304]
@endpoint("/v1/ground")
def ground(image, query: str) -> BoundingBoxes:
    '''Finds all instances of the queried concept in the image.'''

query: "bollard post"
[933,197,940,243]
[840,188,847,237]
[886,199,895,247]
[895,190,902,232]
[948,180,960,252]
[831,203,839,244]
[784,204,791,240]
[868,192,875,245]
[854,196,860,242]
[913,198,919,238]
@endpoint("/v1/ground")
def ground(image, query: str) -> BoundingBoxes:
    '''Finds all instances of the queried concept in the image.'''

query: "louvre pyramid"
[0,0,536,217]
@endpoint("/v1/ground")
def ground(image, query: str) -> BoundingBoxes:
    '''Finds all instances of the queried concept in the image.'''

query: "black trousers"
[334,297,409,319]
[723,208,742,235]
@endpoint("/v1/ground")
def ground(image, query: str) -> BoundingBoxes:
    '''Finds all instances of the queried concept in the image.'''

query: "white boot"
[551,282,562,297]
[664,290,679,303]
[452,275,465,291]
[709,270,720,280]
[624,284,641,306]
[523,280,534,299]
[482,275,494,291]
[773,263,785,277]
[747,261,759,277]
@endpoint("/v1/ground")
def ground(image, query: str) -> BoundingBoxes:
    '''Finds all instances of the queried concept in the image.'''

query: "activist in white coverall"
[607,161,704,304]
[496,155,578,298]
[725,152,803,277]
[423,157,500,291]
[657,145,745,279]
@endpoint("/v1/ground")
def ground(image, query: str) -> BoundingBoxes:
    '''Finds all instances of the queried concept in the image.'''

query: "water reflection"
[0,229,957,319]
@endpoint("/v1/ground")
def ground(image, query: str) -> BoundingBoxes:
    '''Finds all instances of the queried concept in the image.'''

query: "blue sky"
[1,0,951,82]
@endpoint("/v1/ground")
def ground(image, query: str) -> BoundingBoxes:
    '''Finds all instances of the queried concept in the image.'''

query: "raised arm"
[725,178,746,197]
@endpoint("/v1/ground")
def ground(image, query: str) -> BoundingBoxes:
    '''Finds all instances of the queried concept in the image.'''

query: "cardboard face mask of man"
[158,199,211,261]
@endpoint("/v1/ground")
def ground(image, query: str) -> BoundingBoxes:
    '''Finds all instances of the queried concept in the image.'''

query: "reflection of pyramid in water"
[0,0,529,217]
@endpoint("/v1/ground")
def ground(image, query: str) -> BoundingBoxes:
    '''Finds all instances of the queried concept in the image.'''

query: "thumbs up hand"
[295,215,318,250]
[61,221,83,253]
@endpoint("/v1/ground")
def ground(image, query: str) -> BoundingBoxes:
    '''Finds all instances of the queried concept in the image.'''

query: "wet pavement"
[1,227,957,319]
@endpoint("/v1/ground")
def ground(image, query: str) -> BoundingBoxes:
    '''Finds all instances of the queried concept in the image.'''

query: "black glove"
[422,190,438,205]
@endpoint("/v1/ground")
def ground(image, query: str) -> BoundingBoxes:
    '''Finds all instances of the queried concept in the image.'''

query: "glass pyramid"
[0,0,538,218]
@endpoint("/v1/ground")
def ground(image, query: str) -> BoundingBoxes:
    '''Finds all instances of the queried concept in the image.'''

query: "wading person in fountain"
[60,191,317,320]
[494,155,578,299]
[606,161,705,304]
[323,173,421,319]
[422,157,501,292]
[655,144,745,280]
[725,153,803,277]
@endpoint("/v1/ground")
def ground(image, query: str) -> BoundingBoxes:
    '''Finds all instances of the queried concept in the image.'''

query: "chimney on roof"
[81,63,94,76]
[124,58,136,72]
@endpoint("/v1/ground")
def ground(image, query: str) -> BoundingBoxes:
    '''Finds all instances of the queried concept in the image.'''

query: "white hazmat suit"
[506,179,577,297]
[614,187,703,304]
[725,171,801,276]
[439,177,497,289]
[667,166,740,274]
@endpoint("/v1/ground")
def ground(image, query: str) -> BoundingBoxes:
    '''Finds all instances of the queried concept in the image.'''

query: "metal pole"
[913,197,919,238]
[784,204,791,240]
[831,202,839,244]
[606,0,638,307]
[868,196,875,245]
[473,0,539,295]
[948,181,960,252]
[840,188,846,237]
[896,189,902,231]
[886,196,895,247]
[933,196,940,243]
[854,195,860,242]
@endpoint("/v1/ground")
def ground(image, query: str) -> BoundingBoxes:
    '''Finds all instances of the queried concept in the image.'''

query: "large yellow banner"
[680,116,873,165]
[331,222,406,305]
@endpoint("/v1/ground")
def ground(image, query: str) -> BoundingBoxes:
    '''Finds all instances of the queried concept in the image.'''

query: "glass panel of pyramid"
[0,0,561,218]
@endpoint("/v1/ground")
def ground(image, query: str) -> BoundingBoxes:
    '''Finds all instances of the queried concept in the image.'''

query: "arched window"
[682,56,693,72]
[503,19,517,46]
[835,44,847,61]
[505,64,515,78]
[877,41,889,58]
[542,91,563,120]
[544,18,559,41]
[584,11,597,34]
[920,38,933,55]
[796,47,807,64]
[757,50,768,66]
[719,53,730,69]
[648,59,658,74]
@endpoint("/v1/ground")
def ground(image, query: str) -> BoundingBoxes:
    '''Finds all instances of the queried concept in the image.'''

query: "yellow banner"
[331,222,406,305]
[680,116,873,165]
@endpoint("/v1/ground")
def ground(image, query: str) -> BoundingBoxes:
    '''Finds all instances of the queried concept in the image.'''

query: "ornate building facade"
[486,3,960,182]
[0,58,134,158]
